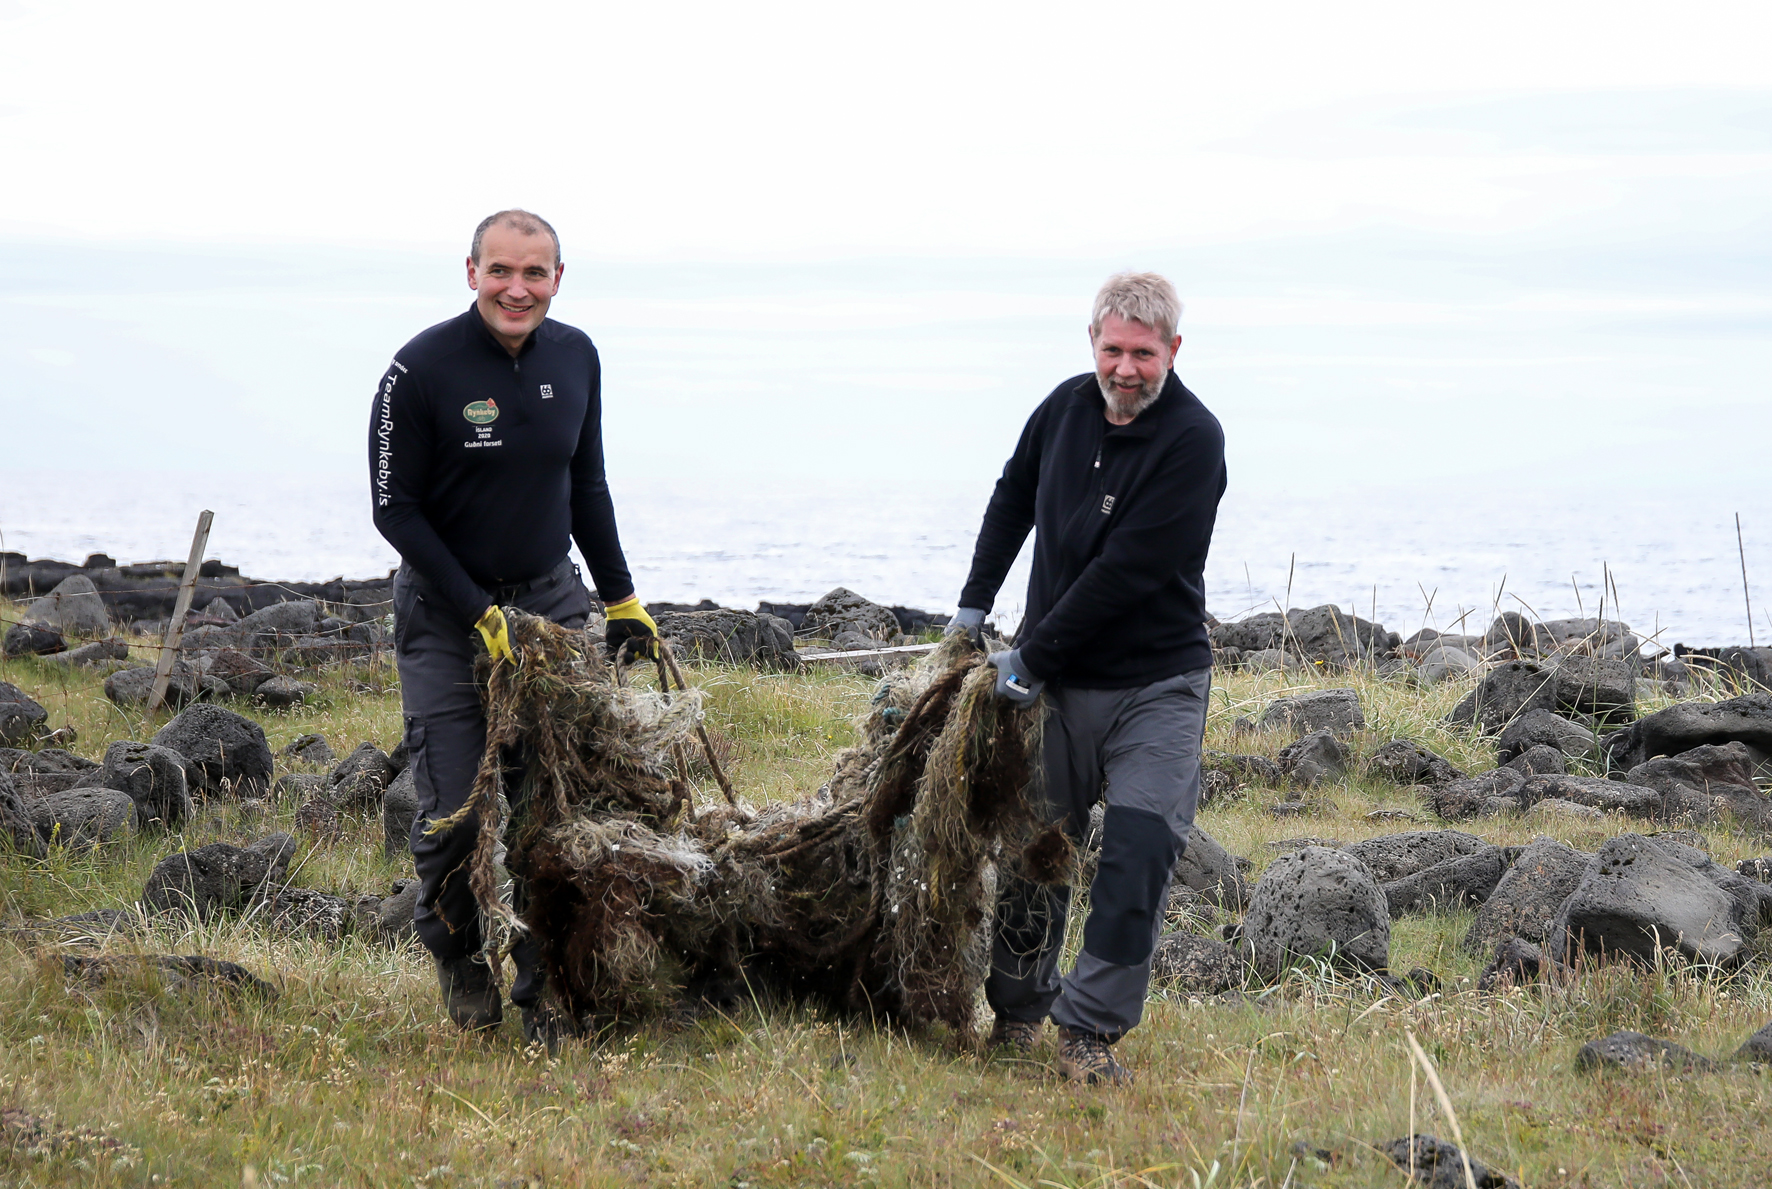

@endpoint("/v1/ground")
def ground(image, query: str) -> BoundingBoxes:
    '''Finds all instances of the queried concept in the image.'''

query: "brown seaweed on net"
[518,818,712,1020]
[877,660,1059,1041]
[864,659,978,841]
[460,613,1065,1039]
[426,611,706,960]
[512,786,880,1023]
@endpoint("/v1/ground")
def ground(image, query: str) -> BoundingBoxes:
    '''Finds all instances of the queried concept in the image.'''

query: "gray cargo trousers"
[392,558,593,1007]
[985,667,1210,1042]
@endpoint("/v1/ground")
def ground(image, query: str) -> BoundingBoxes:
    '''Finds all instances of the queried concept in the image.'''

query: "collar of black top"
[467,303,542,358]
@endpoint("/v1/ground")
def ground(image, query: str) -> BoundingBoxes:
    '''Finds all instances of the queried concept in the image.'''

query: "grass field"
[3,611,1771,1187]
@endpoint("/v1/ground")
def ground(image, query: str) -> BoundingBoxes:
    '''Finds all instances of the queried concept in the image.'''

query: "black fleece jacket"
[959,371,1225,688]
[368,306,635,628]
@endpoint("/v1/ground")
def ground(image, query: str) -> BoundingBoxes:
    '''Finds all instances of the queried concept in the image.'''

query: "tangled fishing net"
[441,611,1068,1043]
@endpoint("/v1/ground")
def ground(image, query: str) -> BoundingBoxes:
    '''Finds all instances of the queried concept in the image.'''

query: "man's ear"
[466,256,480,291]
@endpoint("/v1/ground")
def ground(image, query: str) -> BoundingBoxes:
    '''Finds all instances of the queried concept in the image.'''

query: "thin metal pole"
[147,510,214,714]
[1738,513,1756,649]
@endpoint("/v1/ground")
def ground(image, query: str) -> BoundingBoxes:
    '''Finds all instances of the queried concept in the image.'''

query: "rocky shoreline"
[7,547,1772,736]
[0,545,970,706]
[4,636,1772,1080]
[1209,600,1772,694]
[0,552,396,631]
[0,552,952,636]
[6,547,1772,1143]
[7,548,1768,673]
[1177,676,1772,964]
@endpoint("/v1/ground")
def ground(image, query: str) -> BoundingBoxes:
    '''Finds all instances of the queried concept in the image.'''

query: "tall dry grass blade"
[1404,1028,1477,1189]
[1738,512,1756,648]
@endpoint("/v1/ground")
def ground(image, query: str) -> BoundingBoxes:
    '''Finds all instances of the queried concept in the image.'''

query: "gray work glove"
[987,648,1045,706]
[945,606,987,646]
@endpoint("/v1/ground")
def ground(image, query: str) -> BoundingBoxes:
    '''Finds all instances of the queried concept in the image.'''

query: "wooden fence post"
[146,510,215,715]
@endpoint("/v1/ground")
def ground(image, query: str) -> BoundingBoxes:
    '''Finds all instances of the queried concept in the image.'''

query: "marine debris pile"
[451,613,1066,1042]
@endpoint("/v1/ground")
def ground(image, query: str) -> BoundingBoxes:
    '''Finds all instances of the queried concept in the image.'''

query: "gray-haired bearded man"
[949,271,1226,1085]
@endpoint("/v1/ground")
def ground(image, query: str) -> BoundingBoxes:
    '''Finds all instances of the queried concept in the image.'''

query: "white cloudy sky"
[2,1,1769,634]
[5,1,1771,255]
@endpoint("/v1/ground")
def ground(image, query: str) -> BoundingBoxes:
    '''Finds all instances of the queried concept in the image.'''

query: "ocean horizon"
[3,466,1764,651]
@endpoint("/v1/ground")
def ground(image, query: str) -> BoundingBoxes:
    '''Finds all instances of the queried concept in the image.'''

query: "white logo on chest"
[539,384,554,398]
[1101,495,1116,514]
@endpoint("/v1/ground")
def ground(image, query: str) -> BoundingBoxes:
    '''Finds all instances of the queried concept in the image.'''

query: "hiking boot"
[520,1003,577,1054]
[986,1016,1042,1056]
[435,955,503,1032]
[1056,1026,1133,1086]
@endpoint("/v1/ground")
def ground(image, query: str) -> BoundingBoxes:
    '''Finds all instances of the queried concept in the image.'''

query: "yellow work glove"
[475,605,516,665]
[603,595,659,660]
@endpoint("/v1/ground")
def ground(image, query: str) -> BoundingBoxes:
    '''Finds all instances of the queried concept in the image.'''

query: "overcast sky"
[6,2,1769,476]
[5,1,1771,256]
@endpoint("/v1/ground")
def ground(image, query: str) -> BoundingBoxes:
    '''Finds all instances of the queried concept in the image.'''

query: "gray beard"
[1096,372,1164,420]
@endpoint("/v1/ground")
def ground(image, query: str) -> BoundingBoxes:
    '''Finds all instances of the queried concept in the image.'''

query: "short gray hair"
[1091,271,1181,341]
[471,209,562,267]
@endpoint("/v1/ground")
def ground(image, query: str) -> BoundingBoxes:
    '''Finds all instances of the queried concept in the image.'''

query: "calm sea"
[3,469,1764,650]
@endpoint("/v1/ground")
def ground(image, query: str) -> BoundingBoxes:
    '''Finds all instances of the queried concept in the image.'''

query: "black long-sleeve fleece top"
[368,306,635,628]
[958,371,1226,688]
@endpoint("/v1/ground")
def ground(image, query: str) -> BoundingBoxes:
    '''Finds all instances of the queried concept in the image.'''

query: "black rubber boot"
[520,1002,578,1054]
[435,955,503,1032]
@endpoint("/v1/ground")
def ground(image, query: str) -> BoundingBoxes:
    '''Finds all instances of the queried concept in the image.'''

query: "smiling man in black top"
[369,209,658,1044]
[949,271,1226,1085]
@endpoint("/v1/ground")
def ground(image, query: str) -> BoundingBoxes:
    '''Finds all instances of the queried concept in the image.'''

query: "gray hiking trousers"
[393,557,593,1006]
[985,667,1210,1042]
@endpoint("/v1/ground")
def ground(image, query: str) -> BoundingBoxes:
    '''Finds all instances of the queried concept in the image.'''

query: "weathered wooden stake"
[656,640,742,810]
[146,509,215,715]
